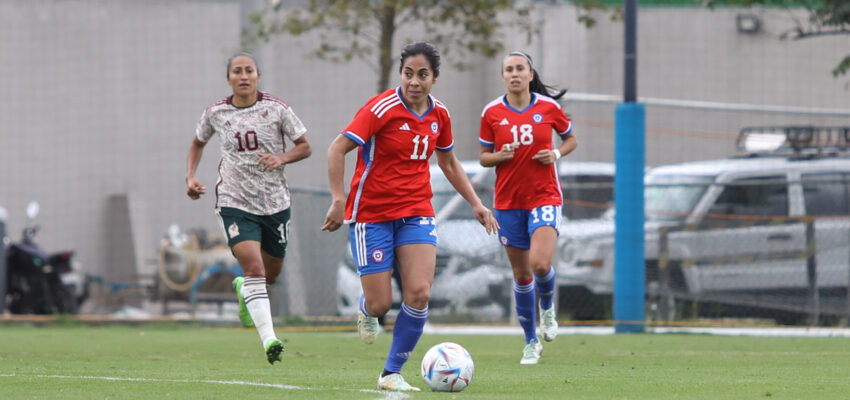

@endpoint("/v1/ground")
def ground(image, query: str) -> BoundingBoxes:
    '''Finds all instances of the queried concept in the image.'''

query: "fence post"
[805,218,819,326]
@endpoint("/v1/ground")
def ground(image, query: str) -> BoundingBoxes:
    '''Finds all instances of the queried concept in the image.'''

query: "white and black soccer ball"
[420,342,474,392]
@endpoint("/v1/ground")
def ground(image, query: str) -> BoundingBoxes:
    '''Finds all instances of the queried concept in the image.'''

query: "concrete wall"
[0,1,847,314]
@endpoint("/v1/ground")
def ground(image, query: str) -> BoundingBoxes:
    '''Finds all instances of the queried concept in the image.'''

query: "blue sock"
[514,279,537,343]
[384,302,428,373]
[535,267,556,310]
[359,293,373,317]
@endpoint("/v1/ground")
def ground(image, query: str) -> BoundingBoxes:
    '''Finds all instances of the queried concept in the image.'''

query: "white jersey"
[195,92,307,215]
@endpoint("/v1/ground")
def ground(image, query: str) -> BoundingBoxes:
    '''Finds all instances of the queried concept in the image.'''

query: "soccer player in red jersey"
[185,53,312,365]
[479,51,578,365]
[321,42,498,391]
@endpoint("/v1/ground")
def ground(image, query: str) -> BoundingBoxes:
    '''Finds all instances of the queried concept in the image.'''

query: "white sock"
[241,277,276,347]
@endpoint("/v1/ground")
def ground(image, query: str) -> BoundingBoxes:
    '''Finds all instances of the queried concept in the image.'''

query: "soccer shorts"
[216,207,290,259]
[349,217,437,275]
[494,205,561,250]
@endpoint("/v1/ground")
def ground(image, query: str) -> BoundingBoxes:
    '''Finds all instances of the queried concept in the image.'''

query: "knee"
[368,301,392,318]
[403,284,431,309]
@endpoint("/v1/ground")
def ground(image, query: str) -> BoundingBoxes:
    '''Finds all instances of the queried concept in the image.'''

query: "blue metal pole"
[614,103,645,333]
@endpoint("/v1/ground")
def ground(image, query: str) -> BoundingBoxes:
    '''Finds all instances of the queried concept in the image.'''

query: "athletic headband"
[507,51,533,67]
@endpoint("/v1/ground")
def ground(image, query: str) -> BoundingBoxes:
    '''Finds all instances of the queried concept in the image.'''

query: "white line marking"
[0,374,411,400]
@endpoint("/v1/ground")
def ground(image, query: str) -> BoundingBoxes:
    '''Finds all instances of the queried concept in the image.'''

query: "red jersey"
[479,93,573,210]
[342,87,455,223]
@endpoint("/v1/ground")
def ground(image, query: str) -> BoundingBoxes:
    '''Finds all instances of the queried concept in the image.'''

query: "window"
[802,173,850,216]
[712,176,788,218]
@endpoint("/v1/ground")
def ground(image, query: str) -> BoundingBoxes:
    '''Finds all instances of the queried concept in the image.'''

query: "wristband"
[552,149,562,159]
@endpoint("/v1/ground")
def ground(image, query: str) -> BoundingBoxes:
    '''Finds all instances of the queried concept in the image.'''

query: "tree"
[245,0,611,93]
[706,0,850,78]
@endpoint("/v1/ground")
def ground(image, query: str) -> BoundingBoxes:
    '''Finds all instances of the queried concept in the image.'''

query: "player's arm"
[321,135,358,232]
[479,143,515,167]
[478,113,514,167]
[436,151,499,234]
[258,135,312,171]
[531,132,577,165]
[185,137,207,200]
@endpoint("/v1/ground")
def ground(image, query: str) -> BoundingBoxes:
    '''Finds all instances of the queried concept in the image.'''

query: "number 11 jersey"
[341,87,455,223]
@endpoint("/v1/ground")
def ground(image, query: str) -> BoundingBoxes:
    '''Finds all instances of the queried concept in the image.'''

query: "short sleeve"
[195,108,215,143]
[281,106,307,141]
[341,102,381,146]
[435,112,454,152]
[478,109,495,147]
[551,105,572,137]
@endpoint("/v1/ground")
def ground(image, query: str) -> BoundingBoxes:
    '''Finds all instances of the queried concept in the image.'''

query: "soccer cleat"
[377,373,421,391]
[232,277,254,328]
[540,305,558,342]
[357,309,379,344]
[520,339,543,365]
[264,338,284,365]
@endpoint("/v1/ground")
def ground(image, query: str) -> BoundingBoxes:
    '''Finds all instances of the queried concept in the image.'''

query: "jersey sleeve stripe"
[557,121,573,137]
[436,141,454,152]
[434,99,451,118]
[479,138,494,146]
[374,98,402,118]
[343,131,365,145]
[537,95,563,109]
[261,92,290,108]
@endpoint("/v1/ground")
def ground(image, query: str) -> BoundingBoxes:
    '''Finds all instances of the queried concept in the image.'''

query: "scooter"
[4,201,84,314]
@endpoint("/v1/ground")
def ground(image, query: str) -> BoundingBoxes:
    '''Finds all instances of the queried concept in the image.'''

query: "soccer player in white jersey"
[479,51,577,365]
[185,53,312,365]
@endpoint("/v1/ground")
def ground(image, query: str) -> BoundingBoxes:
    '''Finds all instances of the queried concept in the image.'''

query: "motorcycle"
[4,201,85,314]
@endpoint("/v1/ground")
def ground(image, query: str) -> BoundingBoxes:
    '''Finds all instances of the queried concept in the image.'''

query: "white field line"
[0,374,411,400]
[426,325,850,337]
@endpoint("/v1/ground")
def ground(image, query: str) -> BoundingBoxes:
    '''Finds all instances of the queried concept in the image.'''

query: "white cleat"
[520,338,543,365]
[357,310,379,344]
[540,305,558,342]
[377,373,421,391]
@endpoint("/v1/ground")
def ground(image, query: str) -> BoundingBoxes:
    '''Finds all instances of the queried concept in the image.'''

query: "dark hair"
[226,52,260,78]
[399,42,441,78]
[505,51,566,100]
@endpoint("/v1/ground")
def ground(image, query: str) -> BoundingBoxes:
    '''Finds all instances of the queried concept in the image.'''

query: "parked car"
[336,159,616,319]
[557,126,850,322]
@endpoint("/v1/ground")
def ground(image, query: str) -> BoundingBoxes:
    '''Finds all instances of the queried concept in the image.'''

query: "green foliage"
[244,1,617,93]
[246,0,539,92]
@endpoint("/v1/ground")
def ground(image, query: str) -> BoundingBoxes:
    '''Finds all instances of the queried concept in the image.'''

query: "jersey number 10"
[235,130,259,152]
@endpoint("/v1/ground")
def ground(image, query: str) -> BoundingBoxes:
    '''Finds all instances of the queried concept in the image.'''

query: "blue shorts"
[494,206,561,250]
[349,217,437,275]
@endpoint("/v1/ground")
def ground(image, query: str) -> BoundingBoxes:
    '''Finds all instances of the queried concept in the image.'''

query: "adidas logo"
[499,118,509,126]
[399,123,411,131]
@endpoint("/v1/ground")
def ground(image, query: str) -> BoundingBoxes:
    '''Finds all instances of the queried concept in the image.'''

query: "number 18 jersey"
[341,87,455,223]
[479,93,573,210]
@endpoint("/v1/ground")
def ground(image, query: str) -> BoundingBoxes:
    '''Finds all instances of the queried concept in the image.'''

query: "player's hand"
[497,142,518,162]
[258,153,286,171]
[186,176,206,200]
[321,200,345,232]
[473,205,499,235]
[531,149,557,165]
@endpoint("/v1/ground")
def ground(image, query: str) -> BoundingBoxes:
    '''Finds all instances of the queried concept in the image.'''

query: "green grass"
[1,323,850,399]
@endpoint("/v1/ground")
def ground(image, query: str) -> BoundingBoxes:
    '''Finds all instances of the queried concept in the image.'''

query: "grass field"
[2,322,850,399]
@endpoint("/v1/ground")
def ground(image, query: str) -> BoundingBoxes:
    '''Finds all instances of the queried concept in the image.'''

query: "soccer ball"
[420,342,474,392]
